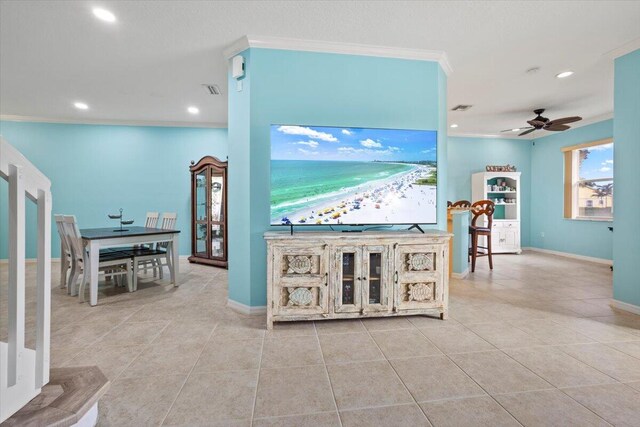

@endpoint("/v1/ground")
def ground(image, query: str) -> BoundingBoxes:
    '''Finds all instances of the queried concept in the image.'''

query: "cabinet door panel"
[272,245,329,316]
[394,244,443,311]
[334,246,362,313]
[362,245,391,313]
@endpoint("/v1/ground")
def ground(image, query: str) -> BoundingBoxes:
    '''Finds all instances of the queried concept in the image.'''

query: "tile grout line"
[108,321,173,382]
[249,327,267,427]
[449,278,617,426]
[362,322,436,426]
[554,386,617,425]
[313,321,344,427]
[157,321,219,426]
[413,324,525,427]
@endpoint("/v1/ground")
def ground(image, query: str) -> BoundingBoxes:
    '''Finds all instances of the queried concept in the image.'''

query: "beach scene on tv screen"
[270,125,437,226]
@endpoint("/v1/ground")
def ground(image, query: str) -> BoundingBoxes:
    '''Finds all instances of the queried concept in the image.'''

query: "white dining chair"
[144,211,159,228]
[131,212,177,290]
[140,211,159,274]
[54,214,72,290]
[61,215,133,301]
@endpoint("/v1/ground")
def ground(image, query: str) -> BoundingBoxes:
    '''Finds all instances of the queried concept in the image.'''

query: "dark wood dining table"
[80,226,180,306]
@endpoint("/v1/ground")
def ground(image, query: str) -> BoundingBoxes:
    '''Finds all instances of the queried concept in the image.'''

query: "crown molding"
[0,115,226,129]
[604,37,640,60]
[224,35,452,75]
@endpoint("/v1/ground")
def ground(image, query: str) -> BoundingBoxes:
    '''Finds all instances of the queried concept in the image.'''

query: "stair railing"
[0,137,51,422]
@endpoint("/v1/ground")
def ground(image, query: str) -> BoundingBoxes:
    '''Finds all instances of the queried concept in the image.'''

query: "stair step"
[2,366,109,427]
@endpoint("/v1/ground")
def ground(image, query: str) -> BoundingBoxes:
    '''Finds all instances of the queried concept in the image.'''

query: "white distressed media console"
[265,230,451,329]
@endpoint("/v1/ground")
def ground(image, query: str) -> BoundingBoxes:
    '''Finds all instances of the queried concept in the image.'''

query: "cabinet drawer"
[492,221,518,229]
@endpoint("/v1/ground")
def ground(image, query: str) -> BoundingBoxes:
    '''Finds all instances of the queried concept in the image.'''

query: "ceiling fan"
[501,109,582,136]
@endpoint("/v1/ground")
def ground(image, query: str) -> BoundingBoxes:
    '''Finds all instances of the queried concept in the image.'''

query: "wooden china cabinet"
[188,156,228,268]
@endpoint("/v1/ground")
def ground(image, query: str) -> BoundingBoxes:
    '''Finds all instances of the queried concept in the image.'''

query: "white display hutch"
[264,230,451,329]
[471,171,522,254]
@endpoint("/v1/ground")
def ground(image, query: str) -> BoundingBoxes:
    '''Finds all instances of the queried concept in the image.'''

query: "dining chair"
[128,212,177,291]
[139,211,160,274]
[54,214,72,290]
[60,215,133,301]
[145,211,160,228]
[468,200,495,272]
[452,200,472,208]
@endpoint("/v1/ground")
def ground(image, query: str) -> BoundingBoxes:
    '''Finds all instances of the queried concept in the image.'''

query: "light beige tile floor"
[2,251,640,426]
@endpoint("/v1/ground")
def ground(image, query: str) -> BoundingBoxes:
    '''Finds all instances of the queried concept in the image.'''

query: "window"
[562,138,613,220]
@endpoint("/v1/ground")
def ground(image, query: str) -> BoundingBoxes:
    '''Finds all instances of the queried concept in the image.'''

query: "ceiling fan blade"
[518,128,537,136]
[527,120,546,128]
[500,126,533,133]
[545,124,570,132]
[546,116,582,126]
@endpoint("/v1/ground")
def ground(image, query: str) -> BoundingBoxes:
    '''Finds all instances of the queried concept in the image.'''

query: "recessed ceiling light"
[92,8,116,23]
[450,124,458,128]
[187,106,200,115]
[74,102,89,110]
[556,71,574,79]
[512,128,520,132]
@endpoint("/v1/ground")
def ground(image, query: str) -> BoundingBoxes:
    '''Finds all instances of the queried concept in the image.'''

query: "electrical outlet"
[540,232,545,238]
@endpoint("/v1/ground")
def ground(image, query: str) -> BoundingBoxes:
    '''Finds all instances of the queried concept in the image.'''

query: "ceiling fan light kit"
[500,108,582,136]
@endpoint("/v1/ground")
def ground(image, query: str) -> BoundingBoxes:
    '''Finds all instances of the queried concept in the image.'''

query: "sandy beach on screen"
[275,165,437,225]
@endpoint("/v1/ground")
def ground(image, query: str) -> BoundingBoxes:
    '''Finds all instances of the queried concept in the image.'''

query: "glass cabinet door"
[194,169,208,257]
[363,246,389,311]
[195,170,207,221]
[195,222,208,257]
[367,252,382,304]
[210,173,224,222]
[335,247,361,313]
[211,224,224,258]
[210,173,225,259]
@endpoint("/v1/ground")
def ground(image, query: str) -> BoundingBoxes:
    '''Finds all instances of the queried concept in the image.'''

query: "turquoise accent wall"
[447,136,532,246]
[530,119,613,260]
[0,121,227,259]
[227,48,253,306]
[227,48,447,307]
[613,49,640,307]
[452,211,470,274]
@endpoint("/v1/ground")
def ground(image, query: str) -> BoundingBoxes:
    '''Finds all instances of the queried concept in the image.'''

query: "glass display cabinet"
[188,156,228,268]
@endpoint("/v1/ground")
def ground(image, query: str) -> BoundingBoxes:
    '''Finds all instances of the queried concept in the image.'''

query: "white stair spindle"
[35,188,51,387]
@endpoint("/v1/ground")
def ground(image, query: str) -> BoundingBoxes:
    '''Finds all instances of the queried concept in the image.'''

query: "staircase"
[0,137,52,423]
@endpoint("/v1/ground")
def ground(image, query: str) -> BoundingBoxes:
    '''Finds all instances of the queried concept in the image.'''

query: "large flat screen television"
[270,124,437,226]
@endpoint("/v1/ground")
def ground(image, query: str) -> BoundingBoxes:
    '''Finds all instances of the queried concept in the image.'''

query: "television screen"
[270,125,437,226]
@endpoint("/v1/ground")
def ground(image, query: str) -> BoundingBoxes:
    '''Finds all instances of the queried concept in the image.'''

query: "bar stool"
[468,200,495,272]
[451,200,471,208]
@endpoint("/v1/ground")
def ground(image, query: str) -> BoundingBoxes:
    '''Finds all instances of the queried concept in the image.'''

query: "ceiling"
[1,1,639,138]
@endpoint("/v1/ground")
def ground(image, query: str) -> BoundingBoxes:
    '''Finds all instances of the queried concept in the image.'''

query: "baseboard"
[610,299,640,316]
[451,268,469,279]
[227,298,267,315]
[523,247,613,266]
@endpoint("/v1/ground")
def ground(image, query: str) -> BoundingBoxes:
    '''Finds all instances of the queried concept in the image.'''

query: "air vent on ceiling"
[203,84,221,95]
[451,104,473,111]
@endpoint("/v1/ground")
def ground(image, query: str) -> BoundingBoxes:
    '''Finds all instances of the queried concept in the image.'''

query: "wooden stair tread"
[2,366,109,427]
